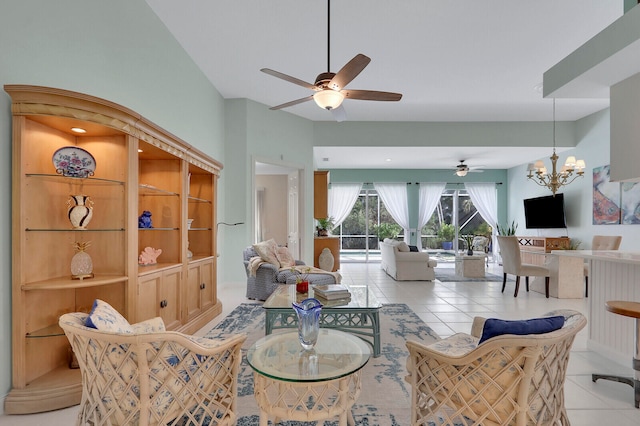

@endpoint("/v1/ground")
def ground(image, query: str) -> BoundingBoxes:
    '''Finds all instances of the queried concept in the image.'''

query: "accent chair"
[498,235,551,298]
[406,309,587,426]
[59,312,246,426]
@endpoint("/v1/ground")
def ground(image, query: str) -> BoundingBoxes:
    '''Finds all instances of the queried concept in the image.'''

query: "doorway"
[253,160,305,259]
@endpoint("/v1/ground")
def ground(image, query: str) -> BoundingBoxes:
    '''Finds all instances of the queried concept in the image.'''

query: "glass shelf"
[188,196,212,203]
[138,227,179,231]
[139,184,179,197]
[188,227,211,231]
[26,228,125,232]
[26,173,124,186]
[26,323,65,338]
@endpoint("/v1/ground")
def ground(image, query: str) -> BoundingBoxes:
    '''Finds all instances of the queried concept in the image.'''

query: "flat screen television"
[523,193,567,229]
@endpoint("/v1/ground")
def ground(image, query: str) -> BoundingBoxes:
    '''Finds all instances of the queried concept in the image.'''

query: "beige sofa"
[380,238,437,281]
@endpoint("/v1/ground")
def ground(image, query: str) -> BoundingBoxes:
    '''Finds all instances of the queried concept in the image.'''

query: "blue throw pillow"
[478,315,564,344]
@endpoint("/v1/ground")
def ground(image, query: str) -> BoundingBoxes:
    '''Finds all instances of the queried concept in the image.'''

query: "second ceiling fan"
[260,0,402,122]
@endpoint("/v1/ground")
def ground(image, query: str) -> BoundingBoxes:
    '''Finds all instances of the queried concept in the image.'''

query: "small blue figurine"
[138,210,153,228]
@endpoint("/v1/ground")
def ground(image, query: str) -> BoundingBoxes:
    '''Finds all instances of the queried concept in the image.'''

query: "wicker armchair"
[59,312,246,426]
[406,309,586,426]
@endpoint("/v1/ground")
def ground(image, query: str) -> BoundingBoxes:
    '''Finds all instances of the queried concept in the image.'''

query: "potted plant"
[290,266,312,293]
[438,223,456,250]
[460,234,475,256]
[316,217,335,237]
[496,220,518,236]
[373,223,402,241]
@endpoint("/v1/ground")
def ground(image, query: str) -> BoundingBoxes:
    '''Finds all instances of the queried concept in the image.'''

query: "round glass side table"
[246,328,371,426]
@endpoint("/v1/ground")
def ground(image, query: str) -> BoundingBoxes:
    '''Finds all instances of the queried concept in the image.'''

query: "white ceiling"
[146,0,622,169]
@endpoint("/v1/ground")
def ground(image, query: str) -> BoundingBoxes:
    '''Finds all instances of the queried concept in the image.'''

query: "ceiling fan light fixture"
[313,89,344,110]
[456,169,468,177]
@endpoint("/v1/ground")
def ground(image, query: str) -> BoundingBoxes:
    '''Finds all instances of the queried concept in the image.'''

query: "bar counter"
[554,250,640,365]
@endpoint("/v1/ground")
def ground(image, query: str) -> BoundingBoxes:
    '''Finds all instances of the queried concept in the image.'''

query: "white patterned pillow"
[253,238,279,266]
[275,246,296,268]
[131,317,166,333]
[85,299,133,334]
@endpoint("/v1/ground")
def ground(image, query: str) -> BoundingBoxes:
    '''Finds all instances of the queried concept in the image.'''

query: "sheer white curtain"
[328,183,361,227]
[374,183,410,243]
[417,182,447,251]
[464,183,498,257]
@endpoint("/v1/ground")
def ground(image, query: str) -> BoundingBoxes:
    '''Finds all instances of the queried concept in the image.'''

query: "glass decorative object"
[292,298,323,350]
[71,241,93,280]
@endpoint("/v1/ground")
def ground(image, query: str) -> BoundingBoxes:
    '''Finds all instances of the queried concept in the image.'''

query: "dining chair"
[584,235,622,297]
[497,235,551,298]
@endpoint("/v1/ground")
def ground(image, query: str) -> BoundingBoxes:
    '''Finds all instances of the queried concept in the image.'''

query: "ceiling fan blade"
[342,89,403,102]
[261,68,316,90]
[330,105,347,122]
[328,54,371,90]
[269,95,314,110]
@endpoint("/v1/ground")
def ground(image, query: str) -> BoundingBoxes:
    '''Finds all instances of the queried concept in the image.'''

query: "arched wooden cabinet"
[4,85,223,414]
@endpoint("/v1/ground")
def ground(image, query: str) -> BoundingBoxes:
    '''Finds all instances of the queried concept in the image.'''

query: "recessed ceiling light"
[533,82,543,94]
[385,158,392,162]
[71,127,86,134]
[138,149,143,153]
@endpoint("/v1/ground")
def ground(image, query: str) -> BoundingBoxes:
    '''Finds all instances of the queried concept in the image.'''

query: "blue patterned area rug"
[205,303,439,426]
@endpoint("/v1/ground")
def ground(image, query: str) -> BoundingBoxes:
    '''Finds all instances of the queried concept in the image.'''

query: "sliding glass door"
[421,189,492,254]
[337,188,400,262]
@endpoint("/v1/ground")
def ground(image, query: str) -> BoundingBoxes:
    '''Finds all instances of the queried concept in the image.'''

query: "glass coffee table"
[262,284,382,356]
[246,329,371,426]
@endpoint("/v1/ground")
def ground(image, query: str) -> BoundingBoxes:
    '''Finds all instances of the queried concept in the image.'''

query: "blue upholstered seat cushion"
[85,299,134,334]
[478,315,564,344]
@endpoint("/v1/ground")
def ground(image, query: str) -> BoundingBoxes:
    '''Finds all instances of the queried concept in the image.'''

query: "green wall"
[0,0,226,404]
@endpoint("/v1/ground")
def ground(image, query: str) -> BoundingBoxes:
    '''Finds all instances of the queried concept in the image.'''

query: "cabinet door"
[186,259,215,323]
[138,272,162,322]
[160,268,181,330]
[199,259,215,312]
[186,262,202,322]
[314,171,329,219]
[138,268,181,330]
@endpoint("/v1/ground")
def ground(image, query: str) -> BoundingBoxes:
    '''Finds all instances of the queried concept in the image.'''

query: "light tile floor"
[2,262,639,425]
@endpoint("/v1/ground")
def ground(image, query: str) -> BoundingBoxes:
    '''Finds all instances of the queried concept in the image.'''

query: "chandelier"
[527,99,585,195]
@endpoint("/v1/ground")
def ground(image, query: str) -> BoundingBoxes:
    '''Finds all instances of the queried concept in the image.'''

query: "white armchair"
[406,309,586,426]
[59,312,246,426]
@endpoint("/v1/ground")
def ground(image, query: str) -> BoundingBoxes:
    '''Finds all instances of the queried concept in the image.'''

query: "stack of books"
[312,284,351,300]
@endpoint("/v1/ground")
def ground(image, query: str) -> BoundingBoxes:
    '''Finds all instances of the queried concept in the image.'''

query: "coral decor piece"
[139,247,162,265]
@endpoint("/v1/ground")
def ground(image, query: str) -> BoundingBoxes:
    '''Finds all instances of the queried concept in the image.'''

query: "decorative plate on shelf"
[52,146,96,178]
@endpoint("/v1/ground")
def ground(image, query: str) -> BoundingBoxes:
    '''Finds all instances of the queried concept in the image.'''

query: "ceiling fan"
[454,160,485,177]
[260,0,402,122]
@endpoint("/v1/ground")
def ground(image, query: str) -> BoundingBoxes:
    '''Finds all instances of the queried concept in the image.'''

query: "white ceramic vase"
[68,195,93,229]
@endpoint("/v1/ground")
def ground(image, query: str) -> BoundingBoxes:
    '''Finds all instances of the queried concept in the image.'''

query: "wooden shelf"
[22,275,128,291]
[4,366,82,415]
[6,85,224,414]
